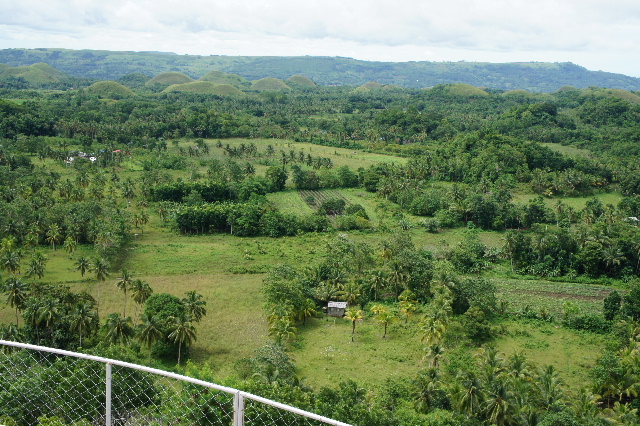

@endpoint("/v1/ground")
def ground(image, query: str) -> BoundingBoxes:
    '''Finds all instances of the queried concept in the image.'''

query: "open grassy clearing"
[494,319,607,389]
[539,142,593,158]
[0,139,622,392]
[512,191,623,209]
[293,315,424,389]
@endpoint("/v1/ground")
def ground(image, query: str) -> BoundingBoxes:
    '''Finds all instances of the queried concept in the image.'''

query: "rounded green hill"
[85,81,137,99]
[588,88,640,104]
[146,72,193,86]
[163,81,244,96]
[428,83,490,97]
[286,75,317,88]
[199,71,248,87]
[0,63,69,86]
[361,81,384,89]
[250,77,290,91]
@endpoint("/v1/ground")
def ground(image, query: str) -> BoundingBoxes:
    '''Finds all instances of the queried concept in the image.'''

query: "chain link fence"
[0,340,351,426]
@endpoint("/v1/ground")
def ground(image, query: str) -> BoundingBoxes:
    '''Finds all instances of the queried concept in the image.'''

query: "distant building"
[326,301,347,317]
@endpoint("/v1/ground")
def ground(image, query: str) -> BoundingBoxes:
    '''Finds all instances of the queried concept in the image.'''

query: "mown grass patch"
[512,192,623,209]
[294,315,424,389]
[494,319,608,388]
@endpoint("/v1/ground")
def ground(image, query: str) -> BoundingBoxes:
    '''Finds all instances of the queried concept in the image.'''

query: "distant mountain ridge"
[1,48,639,93]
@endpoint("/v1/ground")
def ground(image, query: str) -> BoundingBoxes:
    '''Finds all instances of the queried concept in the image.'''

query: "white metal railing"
[0,340,351,426]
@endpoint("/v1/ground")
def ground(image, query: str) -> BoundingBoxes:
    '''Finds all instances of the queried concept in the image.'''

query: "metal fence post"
[233,391,245,426]
[105,363,112,426]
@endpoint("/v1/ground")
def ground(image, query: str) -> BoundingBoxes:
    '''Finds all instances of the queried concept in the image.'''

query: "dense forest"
[2,62,640,426]
[2,48,640,91]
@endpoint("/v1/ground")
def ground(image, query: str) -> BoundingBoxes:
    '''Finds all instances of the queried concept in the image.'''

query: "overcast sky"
[1,0,639,77]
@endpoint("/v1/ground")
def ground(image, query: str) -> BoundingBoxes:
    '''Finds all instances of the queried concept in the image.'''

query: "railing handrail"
[0,339,352,426]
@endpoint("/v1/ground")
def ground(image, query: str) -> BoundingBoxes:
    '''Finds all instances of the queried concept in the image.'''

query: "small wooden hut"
[326,301,348,317]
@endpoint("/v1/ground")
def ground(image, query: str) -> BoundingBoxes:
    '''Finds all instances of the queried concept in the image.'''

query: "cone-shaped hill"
[163,81,244,96]
[199,70,249,87]
[286,75,317,88]
[250,77,290,91]
[585,87,640,104]
[146,72,193,86]
[426,83,490,97]
[0,62,70,86]
[85,81,137,99]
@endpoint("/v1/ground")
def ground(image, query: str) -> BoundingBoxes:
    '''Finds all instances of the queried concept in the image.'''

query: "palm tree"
[182,291,207,322]
[24,251,47,279]
[399,301,417,323]
[37,296,62,329]
[104,313,135,345]
[23,298,43,344]
[63,236,77,258]
[91,257,110,310]
[388,261,408,300]
[0,250,22,275]
[130,279,153,320]
[297,298,317,325]
[374,308,395,338]
[536,365,565,409]
[344,308,364,342]
[115,269,134,317]
[454,371,484,418]
[483,380,513,426]
[425,343,445,368]
[137,314,164,359]
[0,323,24,349]
[2,277,28,326]
[268,316,297,345]
[75,256,91,277]
[69,302,98,347]
[367,269,387,301]
[421,317,446,346]
[167,315,197,366]
[337,281,361,306]
[46,223,62,250]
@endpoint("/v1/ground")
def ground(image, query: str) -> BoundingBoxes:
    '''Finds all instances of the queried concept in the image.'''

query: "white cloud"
[0,0,639,77]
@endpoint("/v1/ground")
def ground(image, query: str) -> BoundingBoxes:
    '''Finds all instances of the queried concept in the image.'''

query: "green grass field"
[0,139,616,391]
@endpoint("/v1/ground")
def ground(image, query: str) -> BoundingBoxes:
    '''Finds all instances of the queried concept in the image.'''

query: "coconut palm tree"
[0,323,24,352]
[421,317,446,346]
[24,251,47,279]
[483,380,513,426]
[91,257,110,310]
[2,276,28,326]
[75,256,91,277]
[375,308,395,338]
[337,281,361,306]
[137,314,164,358]
[425,343,445,368]
[46,223,62,250]
[63,236,77,258]
[130,279,153,321]
[104,313,135,346]
[388,261,408,300]
[69,302,98,347]
[454,371,484,418]
[268,315,297,345]
[536,365,565,409]
[37,296,62,329]
[167,315,197,366]
[181,291,207,322]
[367,269,387,301]
[115,269,134,317]
[344,308,364,342]
[297,298,317,325]
[0,250,22,275]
